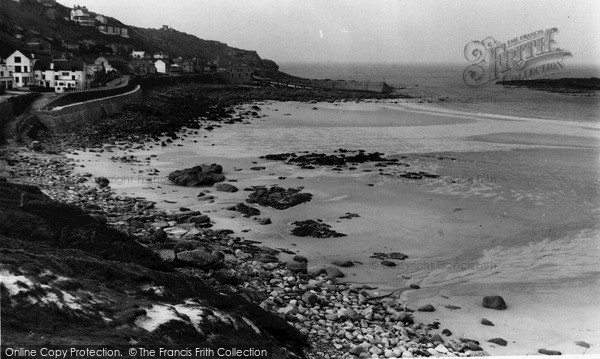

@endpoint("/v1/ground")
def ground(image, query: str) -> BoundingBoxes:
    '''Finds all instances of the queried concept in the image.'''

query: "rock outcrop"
[168,164,225,186]
[246,186,312,210]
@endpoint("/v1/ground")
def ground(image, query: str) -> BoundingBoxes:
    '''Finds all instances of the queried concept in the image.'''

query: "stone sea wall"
[36,85,142,133]
[0,101,15,144]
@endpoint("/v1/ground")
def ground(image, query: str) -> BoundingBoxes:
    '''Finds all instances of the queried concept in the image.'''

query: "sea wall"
[0,101,15,144]
[36,85,142,133]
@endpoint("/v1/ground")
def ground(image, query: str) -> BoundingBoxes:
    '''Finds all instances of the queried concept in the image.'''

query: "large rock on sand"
[482,295,507,310]
[246,186,312,210]
[168,164,225,186]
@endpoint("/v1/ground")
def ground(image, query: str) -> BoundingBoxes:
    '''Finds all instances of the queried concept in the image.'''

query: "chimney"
[50,63,54,70]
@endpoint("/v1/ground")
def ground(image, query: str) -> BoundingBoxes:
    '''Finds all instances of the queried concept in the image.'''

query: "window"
[0,71,3,76]
[14,56,21,63]
[15,66,21,73]
[42,74,45,80]
[54,75,58,80]
[72,75,75,80]
[24,66,28,72]
[14,77,19,83]
[62,72,69,77]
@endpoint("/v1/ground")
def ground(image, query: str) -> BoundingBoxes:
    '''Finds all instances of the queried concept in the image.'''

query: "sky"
[56,0,600,66]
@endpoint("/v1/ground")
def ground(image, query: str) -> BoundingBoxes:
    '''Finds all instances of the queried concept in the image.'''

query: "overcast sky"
[57,0,599,65]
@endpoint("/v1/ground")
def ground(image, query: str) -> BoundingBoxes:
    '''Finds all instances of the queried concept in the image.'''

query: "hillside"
[0,0,278,72]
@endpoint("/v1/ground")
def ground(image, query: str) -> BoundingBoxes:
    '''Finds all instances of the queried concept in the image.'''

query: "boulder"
[95,177,110,189]
[332,259,354,267]
[246,186,312,210]
[168,164,225,186]
[286,261,307,274]
[259,217,272,225]
[418,304,435,312]
[307,267,326,277]
[151,228,167,242]
[188,215,210,224]
[176,249,224,268]
[301,292,319,307]
[325,266,344,278]
[337,308,359,321]
[291,219,346,238]
[227,203,261,217]
[465,342,483,351]
[481,318,494,326]
[488,338,507,346]
[483,295,507,310]
[293,255,308,263]
[216,183,238,192]
[538,349,562,355]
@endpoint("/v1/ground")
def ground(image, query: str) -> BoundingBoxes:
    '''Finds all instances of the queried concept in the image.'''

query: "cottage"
[129,59,156,76]
[154,59,170,74]
[4,50,35,88]
[34,59,87,93]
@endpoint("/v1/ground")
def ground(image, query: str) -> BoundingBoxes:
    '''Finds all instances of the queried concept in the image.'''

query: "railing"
[39,77,131,111]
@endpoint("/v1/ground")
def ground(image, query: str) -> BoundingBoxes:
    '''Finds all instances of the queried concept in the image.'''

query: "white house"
[70,6,94,26]
[34,60,87,93]
[5,50,35,88]
[131,50,148,59]
[154,59,170,74]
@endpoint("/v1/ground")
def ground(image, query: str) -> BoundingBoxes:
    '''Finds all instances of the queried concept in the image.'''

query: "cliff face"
[0,0,278,71]
[132,27,279,71]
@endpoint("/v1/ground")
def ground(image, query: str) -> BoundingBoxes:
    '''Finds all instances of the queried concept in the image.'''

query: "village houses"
[34,59,88,93]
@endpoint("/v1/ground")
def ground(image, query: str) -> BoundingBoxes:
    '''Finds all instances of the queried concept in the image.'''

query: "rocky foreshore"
[0,144,497,359]
[0,84,523,358]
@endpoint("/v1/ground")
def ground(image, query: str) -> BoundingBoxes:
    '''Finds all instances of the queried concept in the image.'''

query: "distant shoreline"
[496,77,600,95]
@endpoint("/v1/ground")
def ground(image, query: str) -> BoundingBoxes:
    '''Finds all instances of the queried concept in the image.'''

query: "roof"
[33,57,52,70]
[53,60,85,71]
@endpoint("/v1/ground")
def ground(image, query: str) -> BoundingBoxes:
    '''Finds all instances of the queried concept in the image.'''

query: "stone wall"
[36,85,142,133]
[0,101,15,144]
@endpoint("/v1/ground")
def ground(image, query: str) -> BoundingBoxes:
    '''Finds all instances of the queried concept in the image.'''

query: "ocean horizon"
[279,62,600,124]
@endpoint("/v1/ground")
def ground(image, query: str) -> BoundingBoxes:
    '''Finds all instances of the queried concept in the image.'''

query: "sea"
[279,62,600,123]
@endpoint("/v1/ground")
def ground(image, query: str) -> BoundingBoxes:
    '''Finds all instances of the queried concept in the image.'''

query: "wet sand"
[69,99,600,355]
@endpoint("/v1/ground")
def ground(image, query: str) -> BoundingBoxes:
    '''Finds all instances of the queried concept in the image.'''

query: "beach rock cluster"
[291,219,347,238]
[246,185,313,210]
[168,163,225,186]
[263,149,399,168]
[226,202,261,217]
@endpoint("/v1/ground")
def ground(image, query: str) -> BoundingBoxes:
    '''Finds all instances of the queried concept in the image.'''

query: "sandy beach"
[66,98,600,355]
